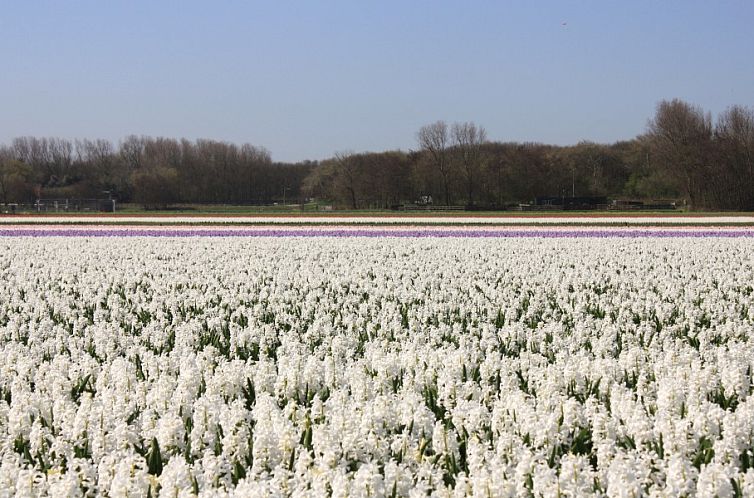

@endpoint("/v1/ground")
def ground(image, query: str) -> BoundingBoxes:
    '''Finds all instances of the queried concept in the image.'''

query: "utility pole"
[282,186,290,206]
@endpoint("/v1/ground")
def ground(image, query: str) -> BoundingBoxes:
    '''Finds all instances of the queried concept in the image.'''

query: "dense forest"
[1,99,752,210]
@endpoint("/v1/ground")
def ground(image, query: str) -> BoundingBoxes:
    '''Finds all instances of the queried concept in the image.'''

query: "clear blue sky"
[1,1,752,162]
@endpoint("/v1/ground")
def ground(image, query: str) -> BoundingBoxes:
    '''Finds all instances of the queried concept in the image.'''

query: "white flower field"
[1,234,754,496]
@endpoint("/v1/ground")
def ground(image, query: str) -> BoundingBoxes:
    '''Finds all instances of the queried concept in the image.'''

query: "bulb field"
[1,232,754,496]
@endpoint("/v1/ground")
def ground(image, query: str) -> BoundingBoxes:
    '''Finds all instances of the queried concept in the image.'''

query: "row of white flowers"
[2,215,754,225]
[1,236,753,496]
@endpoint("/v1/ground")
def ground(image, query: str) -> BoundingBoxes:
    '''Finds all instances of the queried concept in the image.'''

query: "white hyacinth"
[0,236,752,495]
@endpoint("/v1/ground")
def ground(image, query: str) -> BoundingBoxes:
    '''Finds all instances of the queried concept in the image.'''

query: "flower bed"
[0,236,753,495]
[2,225,754,238]
[2,215,754,225]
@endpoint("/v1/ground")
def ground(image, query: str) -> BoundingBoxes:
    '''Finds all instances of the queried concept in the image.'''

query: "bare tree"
[452,122,487,206]
[12,137,50,184]
[647,99,713,209]
[715,105,754,209]
[48,138,73,182]
[240,143,271,203]
[417,121,451,205]
[334,151,359,209]
[77,139,120,191]
[120,135,147,175]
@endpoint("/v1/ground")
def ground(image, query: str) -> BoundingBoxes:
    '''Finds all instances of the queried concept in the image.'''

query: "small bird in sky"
[561,21,568,27]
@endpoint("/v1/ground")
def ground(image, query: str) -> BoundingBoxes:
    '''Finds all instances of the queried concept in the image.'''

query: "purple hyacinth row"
[2,228,754,238]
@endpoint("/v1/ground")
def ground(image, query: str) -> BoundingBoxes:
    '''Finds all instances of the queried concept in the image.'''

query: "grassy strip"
[9,205,754,217]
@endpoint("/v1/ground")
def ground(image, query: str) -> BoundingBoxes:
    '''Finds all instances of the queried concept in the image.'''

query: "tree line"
[0,137,314,208]
[1,99,752,210]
